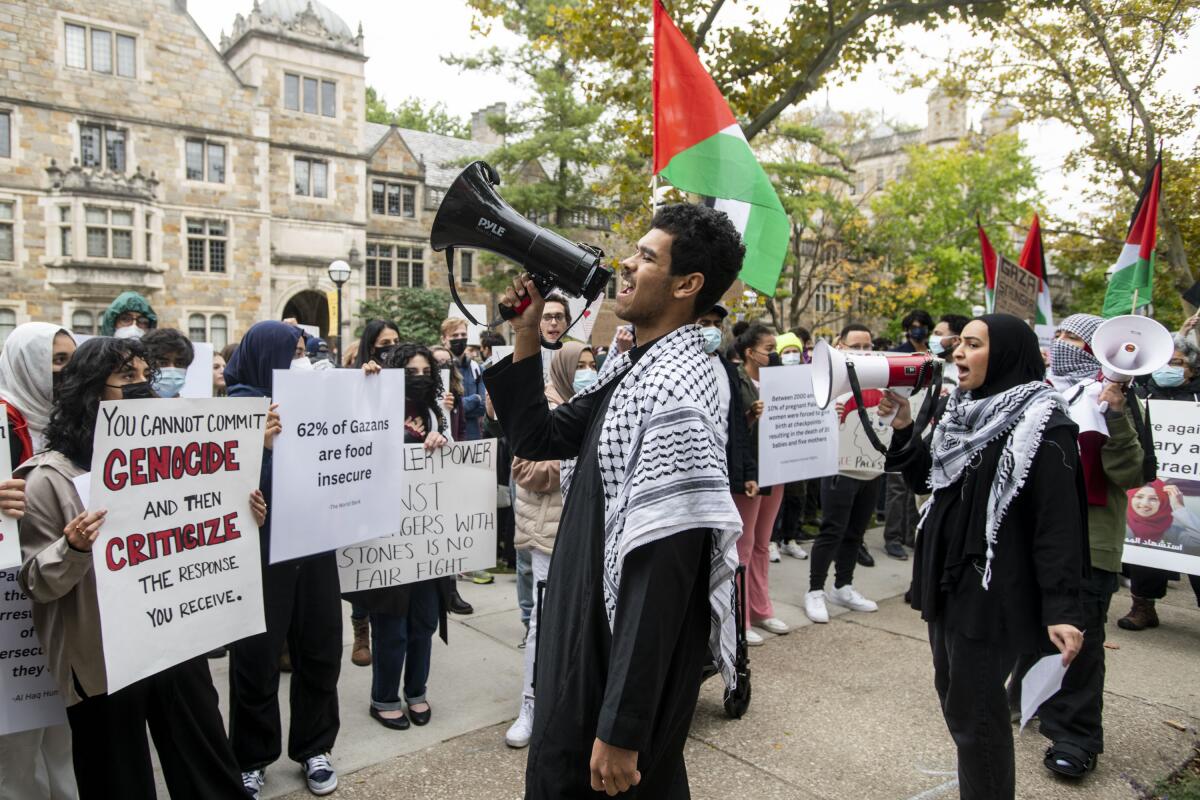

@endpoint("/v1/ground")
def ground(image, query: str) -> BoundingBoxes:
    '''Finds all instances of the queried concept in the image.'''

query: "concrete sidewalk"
[177,527,1200,800]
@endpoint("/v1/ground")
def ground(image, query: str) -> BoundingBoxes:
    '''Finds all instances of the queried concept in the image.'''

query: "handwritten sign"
[0,405,17,570]
[992,256,1040,321]
[270,369,408,563]
[88,397,268,693]
[0,570,67,734]
[757,366,837,487]
[337,440,498,591]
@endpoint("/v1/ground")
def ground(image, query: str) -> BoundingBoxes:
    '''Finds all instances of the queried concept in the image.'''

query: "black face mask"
[374,345,397,365]
[406,375,436,400]
[767,352,783,367]
[448,337,468,357]
[908,326,929,342]
[108,381,157,400]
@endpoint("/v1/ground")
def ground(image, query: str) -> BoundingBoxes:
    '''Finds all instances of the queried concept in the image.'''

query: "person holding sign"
[16,336,260,799]
[486,204,745,799]
[880,314,1087,800]
[223,322,342,799]
[345,344,450,732]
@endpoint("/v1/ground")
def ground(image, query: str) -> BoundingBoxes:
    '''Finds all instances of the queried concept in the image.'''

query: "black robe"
[486,350,712,800]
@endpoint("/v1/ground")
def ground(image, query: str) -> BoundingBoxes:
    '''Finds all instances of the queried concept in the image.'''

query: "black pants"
[1128,563,1200,604]
[66,657,246,800]
[929,620,1017,800]
[810,475,881,591]
[883,473,917,548]
[1011,568,1118,754]
[229,551,342,770]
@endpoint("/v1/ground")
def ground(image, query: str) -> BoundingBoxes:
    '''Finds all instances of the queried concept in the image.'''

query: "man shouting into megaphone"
[484,204,745,798]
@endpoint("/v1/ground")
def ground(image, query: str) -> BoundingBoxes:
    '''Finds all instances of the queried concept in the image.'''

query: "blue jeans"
[516,548,534,625]
[369,583,439,711]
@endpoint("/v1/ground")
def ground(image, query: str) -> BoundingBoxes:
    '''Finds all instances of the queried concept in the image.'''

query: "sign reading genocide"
[757,365,838,487]
[336,439,498,591]
[992,256,1040,321]
[88,397,269,693]
[0,405,17,570]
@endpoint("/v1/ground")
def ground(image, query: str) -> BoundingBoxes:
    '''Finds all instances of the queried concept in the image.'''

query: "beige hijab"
[548,341,589,403]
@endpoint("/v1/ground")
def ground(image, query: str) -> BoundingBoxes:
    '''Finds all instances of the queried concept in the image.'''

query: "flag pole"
[650,0,659,214]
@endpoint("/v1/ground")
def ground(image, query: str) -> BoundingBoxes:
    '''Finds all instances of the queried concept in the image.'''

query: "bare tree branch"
[692,0,727,51]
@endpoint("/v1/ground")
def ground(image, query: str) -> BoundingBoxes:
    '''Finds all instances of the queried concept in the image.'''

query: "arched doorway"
[282,290,330,337]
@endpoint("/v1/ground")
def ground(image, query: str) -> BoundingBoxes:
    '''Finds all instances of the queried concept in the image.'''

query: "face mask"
[1152,365,1186,388]
[290,356,313,371]
[908,326,929,342]
[766,352,782,367]
[572,369,598,394]
[929,336,945,357]
[152,367,188,399]
[109,381,156,400]
[406,375,436,400]
[374,345,397,365]
[780,352,802,366]
[700,327,723,354]
[114,325,144,340]
[448,337,468,357]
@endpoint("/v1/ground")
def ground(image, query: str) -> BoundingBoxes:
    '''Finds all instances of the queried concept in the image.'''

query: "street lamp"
[328,259,351,365]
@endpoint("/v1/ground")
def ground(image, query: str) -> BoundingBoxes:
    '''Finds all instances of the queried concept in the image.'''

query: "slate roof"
[363,123,497,188]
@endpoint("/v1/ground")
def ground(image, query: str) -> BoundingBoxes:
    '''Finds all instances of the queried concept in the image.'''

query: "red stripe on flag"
[652,0,738,175]
[1018,213,1046,288]
[977,219,997,290]
[1127,157,1162,261]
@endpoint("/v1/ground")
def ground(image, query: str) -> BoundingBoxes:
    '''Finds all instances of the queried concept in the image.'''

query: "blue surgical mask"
[780,351,802,366]
[152,367,187,399]
[700,326,723,354]
[908,326,929,342]
[1152,365,1186,388]
[572,368,598,394]
[929,336,945,356]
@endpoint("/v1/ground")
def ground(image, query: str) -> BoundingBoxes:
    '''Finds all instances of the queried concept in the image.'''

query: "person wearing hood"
[0,322,78,800]
[223,322,341,799]
[99,291,157,338]
[880,314,1087,800]
[1009,312,1145,779]
[16,336,264,799]
[141,328,194,399]
[1119,333,1200,629]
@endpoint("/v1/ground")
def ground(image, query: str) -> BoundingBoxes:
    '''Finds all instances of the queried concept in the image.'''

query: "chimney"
[470,102,506,145]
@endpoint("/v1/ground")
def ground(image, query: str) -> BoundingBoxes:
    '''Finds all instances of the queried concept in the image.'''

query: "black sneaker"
[885,542,909,560]
[856,544,875,568]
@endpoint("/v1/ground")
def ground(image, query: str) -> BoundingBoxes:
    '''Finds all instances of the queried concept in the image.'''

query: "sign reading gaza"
[88,398,268,693]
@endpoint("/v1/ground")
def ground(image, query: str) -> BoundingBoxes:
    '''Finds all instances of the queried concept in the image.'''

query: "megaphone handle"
[499,295,532,321]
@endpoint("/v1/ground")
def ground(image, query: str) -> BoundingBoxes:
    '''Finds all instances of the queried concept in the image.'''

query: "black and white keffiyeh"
[920,380,1065,589]
[563,325,743,689]
[1048,313,1103,390]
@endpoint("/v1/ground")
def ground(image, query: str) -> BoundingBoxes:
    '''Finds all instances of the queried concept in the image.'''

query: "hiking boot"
[1117,596,1159,631]
[351,616,371,667]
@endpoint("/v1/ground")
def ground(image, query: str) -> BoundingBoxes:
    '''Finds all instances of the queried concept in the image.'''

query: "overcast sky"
[191,0,1197,222]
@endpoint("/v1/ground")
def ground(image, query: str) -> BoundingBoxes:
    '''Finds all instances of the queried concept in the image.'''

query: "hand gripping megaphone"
[810,340,943,454]
[430,161,614,348]
[1091,315,1175,383]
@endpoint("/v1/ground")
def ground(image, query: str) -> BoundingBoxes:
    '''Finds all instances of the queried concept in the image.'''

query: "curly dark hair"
[651,203,746,315]
[142,327,195,369]
[45,337,154,466]
[385,343,446,434]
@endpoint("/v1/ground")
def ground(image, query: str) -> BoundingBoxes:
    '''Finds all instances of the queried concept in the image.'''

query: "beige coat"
[513,387,564,556]
[15,450,106,706]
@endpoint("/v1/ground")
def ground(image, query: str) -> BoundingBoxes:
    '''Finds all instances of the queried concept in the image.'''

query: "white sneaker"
[241,769,265,800]
[505,696,535,748]
[303,753,337,796]
[782,541,809,560]
[768,542,781,562]
[827,584,878,613]
[745,628,764,646]
[804,590,829,623]
[757,617,790,635]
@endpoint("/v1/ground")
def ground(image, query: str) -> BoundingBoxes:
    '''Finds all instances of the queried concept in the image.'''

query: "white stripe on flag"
[713,197,751,234]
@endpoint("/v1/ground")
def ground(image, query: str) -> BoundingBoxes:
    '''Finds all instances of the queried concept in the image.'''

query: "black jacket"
[716,354,757,492]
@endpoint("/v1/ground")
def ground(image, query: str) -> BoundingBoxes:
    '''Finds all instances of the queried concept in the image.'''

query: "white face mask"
[780,351,802,366]
[290,356,314,371]
[114,325,144,340]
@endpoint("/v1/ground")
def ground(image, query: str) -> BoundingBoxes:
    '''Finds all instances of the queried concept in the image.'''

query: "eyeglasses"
[117,313,152,329]
[541,313,566,324]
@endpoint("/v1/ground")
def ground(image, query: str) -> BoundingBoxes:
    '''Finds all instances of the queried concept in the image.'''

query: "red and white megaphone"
[811,340,941,425]
[1092,315,1174,383]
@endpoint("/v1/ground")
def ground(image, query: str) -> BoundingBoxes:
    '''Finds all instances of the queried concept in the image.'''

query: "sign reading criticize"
[0,406,17,570]
[88,397,268,693]
[992,256,1040,321]
[271,369,408,563]
[757,365,838,487]
[337,439,497,592]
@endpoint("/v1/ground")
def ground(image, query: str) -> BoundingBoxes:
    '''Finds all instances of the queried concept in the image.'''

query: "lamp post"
[328,259,351,365]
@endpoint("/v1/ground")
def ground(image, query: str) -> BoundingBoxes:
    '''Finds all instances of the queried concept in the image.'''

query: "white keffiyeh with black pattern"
[562,324,744,690]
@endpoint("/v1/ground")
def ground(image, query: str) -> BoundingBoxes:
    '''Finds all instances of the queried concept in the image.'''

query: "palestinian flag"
[1018,213,1053,325]
[1103,155,1162,317]
[978,217,997,311]
[652,0,788,296]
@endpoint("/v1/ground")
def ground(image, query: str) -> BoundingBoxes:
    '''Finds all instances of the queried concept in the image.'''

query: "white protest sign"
[1122,399,1200,576]
[484,346,514,368]
[566,295,604,343]
[836,392,892,477]
[180,342,215,399]
[0,569,67,735]
[447,304,488,346]
[1035,324,1056,353]
[270,369,408,563]
[0,405,17,570]
[439,369,452,434]
[757,366,838,487]
[88,397,269,693]
[337,439,497,591]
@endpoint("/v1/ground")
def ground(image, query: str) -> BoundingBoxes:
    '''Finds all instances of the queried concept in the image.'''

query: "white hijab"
[0,322,67,451]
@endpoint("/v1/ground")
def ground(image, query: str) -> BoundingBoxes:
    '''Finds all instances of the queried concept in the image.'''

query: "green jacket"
[1088,405,1144,573]
[99,291,158,336]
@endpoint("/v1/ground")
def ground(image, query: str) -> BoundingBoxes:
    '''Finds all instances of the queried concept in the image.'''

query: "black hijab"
[224,321,303,396]
[970,313,1047,399]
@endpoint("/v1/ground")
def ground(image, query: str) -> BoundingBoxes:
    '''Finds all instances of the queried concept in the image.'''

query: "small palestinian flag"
[1103,155,1162,317]
[1018,213,1053,325]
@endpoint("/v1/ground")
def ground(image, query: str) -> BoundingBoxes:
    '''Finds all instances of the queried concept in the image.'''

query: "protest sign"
[566,295,604,343]
[757,366,837,487]
[992,256,1040,321]
[180,342,215,399]
[337,439,497,591]
[0,406,17,570]
[88,397,268,692]
[447,304,488,346]
[0,569,67,735]
[271,369,408,563]
[1035,324,1056,353]
[834,388,929,477]
[1122,399,1200,576]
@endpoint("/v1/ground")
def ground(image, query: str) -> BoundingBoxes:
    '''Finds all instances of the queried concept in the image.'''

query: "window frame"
[185,217,229,274]
[0,110,11,159]
[78,121,127,173]
[184,311,232,350]
[370,179,418,218]
[0,199,15,263]
[64,20,137,78]
[282,71,338,119]
[294,156,330,200]
[365,240,425,289]
[183,137,229,185]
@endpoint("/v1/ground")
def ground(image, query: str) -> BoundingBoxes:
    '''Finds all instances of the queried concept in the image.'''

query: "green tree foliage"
[364,87,470,138]
[356,287,452,346]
